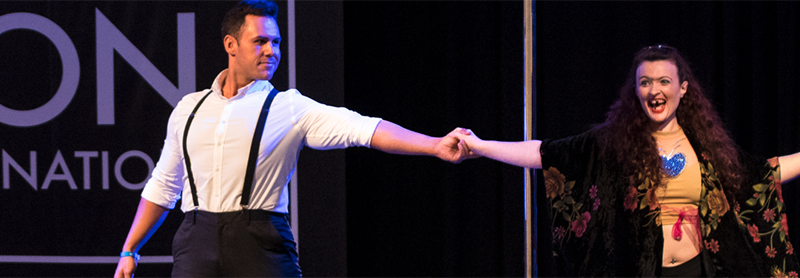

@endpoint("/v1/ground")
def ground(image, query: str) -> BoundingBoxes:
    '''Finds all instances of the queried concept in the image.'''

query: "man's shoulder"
[176,89,214,106]
[277,88,301,97]
[274,88,318,105]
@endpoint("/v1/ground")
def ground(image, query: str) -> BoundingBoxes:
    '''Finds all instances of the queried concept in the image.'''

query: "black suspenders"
[182,90,213,210]
[241,88,280,208]
[182,88,281,215]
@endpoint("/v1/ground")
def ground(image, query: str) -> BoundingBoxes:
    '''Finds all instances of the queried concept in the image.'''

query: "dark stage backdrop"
[342,2,524,276]
[535,1,800,276]
[0,1,524,277]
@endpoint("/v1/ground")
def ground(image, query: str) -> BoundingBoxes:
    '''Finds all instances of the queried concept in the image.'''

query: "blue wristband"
[120,251,140,261]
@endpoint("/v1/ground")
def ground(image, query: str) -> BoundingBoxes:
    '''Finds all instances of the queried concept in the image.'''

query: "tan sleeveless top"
[653,128,701,225]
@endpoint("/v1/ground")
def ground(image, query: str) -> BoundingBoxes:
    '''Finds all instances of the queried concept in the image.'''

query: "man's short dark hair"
[221,0,279,42]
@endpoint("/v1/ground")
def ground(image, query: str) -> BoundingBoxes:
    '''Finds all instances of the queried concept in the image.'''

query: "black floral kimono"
[538,129,799,277]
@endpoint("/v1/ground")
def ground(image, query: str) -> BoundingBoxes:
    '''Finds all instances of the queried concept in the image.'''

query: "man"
[113,1,469,277]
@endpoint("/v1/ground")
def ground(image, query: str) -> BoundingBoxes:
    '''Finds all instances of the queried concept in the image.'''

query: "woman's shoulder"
[541,126,603,149]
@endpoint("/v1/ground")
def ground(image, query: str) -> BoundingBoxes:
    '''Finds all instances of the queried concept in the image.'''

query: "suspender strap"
[182,89,213,208]
[182,88,281,210]
[241,87,280,208]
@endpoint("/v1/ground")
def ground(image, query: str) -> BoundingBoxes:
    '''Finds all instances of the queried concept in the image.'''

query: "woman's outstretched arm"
[453,128,542,169]
[779,151,800,182]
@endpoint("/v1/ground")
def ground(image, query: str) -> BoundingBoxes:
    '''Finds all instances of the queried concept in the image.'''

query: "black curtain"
[536,1,800,276]
[343,1,524,277]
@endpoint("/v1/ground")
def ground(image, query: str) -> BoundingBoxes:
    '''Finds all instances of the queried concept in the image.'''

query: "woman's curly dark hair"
[596,45,742,196]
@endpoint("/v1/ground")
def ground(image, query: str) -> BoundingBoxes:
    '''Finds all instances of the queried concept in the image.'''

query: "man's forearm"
[369,120,439,156]
[121,198,170,253]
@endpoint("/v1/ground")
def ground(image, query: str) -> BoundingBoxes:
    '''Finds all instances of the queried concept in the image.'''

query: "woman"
[456,45,800,277]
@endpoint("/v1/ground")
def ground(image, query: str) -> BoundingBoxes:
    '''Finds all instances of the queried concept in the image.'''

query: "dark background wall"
[342,2,524,276]
[297,1,525,276]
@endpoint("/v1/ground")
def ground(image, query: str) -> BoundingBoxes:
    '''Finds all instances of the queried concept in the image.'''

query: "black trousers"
[661,253,703,277]
[171,210,302,277]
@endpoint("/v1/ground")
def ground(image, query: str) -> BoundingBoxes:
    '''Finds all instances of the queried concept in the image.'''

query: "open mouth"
[647,99,666,113]
[647,99,666,108]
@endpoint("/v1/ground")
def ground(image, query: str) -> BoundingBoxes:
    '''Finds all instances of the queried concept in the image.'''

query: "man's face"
[231,15,281,81]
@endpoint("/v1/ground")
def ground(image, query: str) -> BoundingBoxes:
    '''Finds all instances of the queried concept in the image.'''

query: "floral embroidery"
[698,155,728,236]
[740,157,795,275]
[645,187,659,211]
[543,130,799,275]
[586,184,600,211]
[545,167,592,242]
[708,188,730,217]
[783,214,790,235]
[704,239,720,253]
[773,267,787,278]
[748,224,762,243]
[696,156,796,274]
[554,226,567,241]
[735,203,745,226]
[772,264,797,278]
[571,211,591,237]
[771,178,785,203]
[632,172,660,212]
[619,173,663,228]
[767,246,777,258]
[765,208,777,222]
[624,186,638,211]
[769,158,785,201]
[544,167,566,200]
[743,159,789,236]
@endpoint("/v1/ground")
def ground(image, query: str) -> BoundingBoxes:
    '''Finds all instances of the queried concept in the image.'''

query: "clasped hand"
[436,127,482,163]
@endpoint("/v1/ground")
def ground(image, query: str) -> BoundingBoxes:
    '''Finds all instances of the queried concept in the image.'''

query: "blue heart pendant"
[661,153,686,177]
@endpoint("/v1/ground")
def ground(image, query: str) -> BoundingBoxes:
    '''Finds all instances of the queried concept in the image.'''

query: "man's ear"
[224,34,238,57]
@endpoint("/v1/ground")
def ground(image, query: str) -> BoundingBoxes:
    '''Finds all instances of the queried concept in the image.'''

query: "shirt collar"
[210,69,274,99]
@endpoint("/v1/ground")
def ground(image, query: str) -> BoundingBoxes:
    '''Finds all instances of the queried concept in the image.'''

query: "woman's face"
[636,60,688,132]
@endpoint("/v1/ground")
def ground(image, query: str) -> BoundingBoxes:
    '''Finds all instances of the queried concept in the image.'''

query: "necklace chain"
[657,137,686,158]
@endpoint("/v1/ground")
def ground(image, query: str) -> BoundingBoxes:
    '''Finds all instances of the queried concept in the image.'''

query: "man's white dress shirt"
[142,70,382,213]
